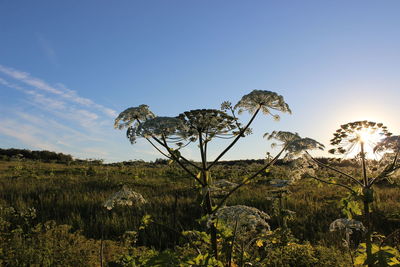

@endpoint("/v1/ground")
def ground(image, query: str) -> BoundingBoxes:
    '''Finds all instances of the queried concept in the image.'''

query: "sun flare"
[330,120,392,159]
[350,127,386,159]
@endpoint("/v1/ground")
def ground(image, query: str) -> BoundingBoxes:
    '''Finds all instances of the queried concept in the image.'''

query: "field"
[0,156,399,266]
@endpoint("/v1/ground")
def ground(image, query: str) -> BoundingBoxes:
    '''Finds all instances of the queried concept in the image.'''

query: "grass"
[0,158,399,265]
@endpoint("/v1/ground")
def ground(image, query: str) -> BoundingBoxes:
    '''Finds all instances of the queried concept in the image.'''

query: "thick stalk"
[360,142,368,186]
[363,198,372,266]
[199,133,219,259]
[360,141,372,266]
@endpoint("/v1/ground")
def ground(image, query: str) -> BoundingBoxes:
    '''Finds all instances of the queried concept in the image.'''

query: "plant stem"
[360,142,368,187]
[199,132,219,259]
[360,141,372,266]
[207,108,260,170]
[306,152,363,187]
[213,144,287,213]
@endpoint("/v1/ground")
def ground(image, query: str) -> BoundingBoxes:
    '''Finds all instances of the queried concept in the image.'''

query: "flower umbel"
[329,121,391,155]
[264,131,324,160]
[114,104,156,129]
[209,205,271,239]
[103,185,147,210]
[235,90,291,118]
[330,218,366,235]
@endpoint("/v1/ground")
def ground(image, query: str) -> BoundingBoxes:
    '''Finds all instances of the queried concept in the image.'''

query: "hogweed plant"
[115,90,323,261]
[101,186,148,267]
[302,120,400,267]
[103,185,147,211]
[329,218,366,265]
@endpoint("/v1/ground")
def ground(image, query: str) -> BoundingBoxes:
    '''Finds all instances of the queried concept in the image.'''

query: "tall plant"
[305,121,400,266]
[114,90,322,260]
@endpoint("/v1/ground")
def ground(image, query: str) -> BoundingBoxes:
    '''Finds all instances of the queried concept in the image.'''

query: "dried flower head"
[329,218,366,235]
[114,105,156,129]
[177,109,239,140]
[234,90,291,117]
[136,116,189,139]
[289,153,319,180]
[104,185,147,210]
[114,105,157,144]
[329,121,391,155]
[210,205,271,239]
[374,135,400,154]
[265,131,324,159]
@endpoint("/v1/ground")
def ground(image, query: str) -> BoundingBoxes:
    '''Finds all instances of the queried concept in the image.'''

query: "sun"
[330,121,392,159]
[357,127,384,146]
[351,127,386,159]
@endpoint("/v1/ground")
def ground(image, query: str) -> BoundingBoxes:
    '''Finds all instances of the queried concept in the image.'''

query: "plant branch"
[370,151,399,186]
[207,108,261,170]
[160,136,204,186]
[306,152,364,187]
[308,175,357,195]
[145,138,170,159]
[213,144,287,213]
[151,136,202,171]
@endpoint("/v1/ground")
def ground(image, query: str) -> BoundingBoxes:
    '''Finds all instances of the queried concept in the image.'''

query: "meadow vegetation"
[0,155,399,266]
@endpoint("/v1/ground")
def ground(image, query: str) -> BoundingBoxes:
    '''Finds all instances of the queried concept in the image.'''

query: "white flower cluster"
[136,116,188,138]
[114,105,155,129]
[209,205,271,241]
[103,185,147,210]
[289,153,319,181]
[177,109,239,140]
[234,90,291,116]
[329,218,366,235]
[264,131,324,160]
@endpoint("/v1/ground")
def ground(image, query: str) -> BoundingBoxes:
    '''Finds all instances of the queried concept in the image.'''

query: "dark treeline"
[0,148,73,163]
[0,147,363,168]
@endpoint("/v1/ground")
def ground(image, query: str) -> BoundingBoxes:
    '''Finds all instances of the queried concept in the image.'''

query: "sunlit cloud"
[0,65,126,161]
[0,64,117,117]
[0,118,58,151]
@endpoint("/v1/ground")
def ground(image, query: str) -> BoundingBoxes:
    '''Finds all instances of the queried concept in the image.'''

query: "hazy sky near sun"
[1,1,400,162]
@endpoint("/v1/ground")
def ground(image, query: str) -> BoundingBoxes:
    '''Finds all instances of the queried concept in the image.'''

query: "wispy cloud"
[0,64,117,117]
[0,64,123,161]
[0,118,58,151]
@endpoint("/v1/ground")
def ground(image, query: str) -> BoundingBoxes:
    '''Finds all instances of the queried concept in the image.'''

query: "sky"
[1,1,400,162]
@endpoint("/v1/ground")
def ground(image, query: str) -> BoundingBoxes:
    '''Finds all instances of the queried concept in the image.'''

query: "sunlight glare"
[348,127,386,159]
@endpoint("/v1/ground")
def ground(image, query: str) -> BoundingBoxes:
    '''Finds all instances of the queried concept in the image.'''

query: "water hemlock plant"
[114,90,323,260]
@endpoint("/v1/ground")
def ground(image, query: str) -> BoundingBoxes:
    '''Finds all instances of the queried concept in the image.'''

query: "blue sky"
[1,1,400,162]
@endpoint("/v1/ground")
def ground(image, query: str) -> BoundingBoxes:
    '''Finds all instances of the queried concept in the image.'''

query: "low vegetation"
[0,155,399,266]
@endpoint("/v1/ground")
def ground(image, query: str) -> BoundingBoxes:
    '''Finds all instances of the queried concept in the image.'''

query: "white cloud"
[0,65,123,161]
[0,64,117,117]
[0,118,58,151]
